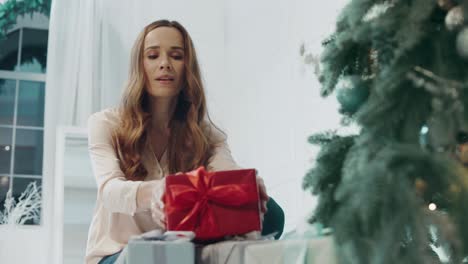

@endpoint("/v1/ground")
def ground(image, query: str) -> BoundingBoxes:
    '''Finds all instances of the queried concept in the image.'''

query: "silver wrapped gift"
[126,239,194,264]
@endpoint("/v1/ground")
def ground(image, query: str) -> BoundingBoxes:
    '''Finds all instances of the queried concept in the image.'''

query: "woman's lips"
[155,78,174,85]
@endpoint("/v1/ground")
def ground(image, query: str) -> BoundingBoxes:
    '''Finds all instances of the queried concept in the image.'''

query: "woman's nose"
[159,63,171,70]
[159,56,171,70]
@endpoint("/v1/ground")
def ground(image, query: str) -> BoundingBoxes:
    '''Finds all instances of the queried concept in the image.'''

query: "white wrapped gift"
[196,240,272,264]
[196,236,336,264]
[244,236,337,264]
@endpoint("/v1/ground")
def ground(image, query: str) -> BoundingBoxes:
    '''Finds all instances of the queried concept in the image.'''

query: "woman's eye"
[147,55,158,59]
[172,55,183,60]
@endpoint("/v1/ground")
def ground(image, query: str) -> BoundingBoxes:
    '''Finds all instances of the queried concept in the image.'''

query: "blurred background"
[0,0,347,263]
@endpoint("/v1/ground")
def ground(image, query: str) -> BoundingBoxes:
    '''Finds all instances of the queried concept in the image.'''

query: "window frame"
[0,26,47,225]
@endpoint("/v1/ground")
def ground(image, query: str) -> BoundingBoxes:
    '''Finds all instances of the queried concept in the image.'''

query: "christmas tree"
[303,0,468,263]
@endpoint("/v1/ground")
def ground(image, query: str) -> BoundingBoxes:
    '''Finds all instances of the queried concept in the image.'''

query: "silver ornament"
[445,6,464,31]
[419,112,457,153]
[456,27,468,58]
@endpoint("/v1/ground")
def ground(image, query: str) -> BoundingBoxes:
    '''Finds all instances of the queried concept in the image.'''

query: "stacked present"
[125,235,336,264]
[123,168,336,263]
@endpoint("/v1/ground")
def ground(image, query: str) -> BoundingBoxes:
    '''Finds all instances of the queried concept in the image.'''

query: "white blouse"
[85,108,240,264]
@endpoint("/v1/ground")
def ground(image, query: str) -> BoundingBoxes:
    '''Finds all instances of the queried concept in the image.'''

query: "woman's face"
[143,26,185,98]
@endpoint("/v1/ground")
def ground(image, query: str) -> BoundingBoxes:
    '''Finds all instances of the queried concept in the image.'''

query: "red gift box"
[163,166,261,240]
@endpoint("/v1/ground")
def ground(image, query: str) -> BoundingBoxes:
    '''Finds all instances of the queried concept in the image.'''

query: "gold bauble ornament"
[456,143,468,165]
[415,178,428,196]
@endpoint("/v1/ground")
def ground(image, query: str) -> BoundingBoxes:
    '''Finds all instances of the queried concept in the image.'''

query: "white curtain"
[46,0,101,126]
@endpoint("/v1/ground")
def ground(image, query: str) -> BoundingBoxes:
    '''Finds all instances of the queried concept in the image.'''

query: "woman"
[85,20,275,264]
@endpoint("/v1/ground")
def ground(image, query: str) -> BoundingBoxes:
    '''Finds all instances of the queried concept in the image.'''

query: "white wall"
[218,0,346,231]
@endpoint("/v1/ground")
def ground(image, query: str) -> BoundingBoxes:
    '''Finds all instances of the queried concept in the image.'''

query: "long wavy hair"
[112,20,217,181]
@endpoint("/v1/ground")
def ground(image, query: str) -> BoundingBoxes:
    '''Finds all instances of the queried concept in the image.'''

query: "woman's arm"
[87,111,159,215]
[206,127,242,171]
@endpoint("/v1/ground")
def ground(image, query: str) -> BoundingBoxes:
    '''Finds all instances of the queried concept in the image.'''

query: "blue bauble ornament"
[336,76,370,115]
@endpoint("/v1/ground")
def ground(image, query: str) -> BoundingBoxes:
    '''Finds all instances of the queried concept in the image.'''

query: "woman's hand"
[256,174,269,214]
[150,178,167,229]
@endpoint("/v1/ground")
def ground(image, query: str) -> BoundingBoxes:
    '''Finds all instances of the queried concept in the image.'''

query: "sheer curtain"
[44,1,103,263]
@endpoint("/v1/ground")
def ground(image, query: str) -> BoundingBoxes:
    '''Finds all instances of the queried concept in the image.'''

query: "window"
[0,25,48,225]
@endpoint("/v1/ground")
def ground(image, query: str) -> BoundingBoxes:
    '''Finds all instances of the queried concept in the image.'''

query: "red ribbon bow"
[165,167,259,238]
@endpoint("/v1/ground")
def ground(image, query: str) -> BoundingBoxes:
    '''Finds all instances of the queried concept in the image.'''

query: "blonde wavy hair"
[112,20,218,181]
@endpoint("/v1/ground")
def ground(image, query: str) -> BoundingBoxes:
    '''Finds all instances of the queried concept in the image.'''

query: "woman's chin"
[147,87,180,98]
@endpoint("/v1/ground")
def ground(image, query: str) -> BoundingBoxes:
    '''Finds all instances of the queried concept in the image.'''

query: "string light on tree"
[428,203,437,211]
[0,176,8,186]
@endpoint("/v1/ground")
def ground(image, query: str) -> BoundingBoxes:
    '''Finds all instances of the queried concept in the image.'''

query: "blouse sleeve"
[87,111,144,215]
[206,125,242,171]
